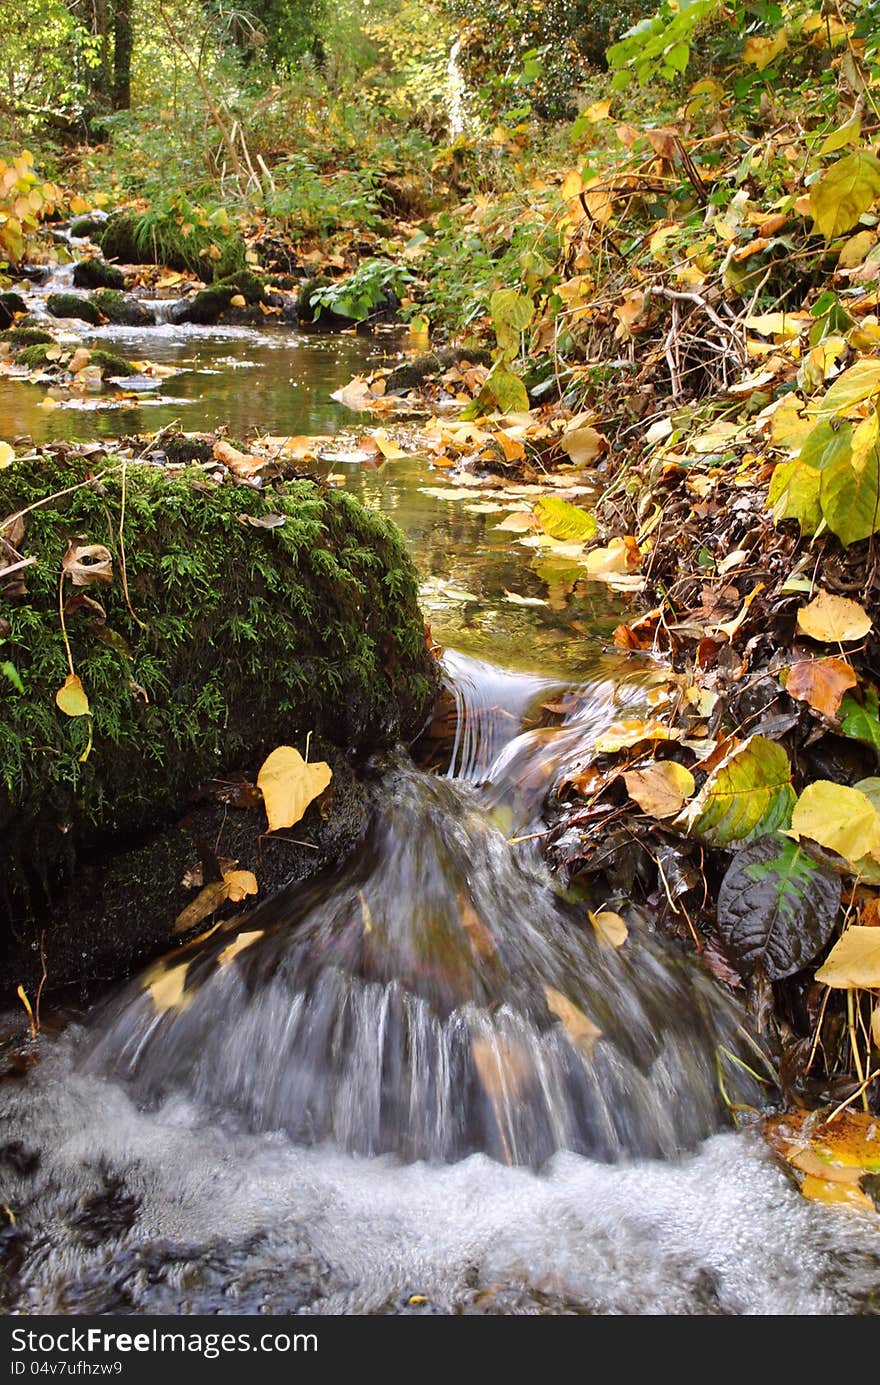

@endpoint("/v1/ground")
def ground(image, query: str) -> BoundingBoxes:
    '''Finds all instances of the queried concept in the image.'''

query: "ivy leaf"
[533,495,598,543]
[678,735,795,847]
[717,832,841,979]
[839,689,880,757]
[810,151,880,240]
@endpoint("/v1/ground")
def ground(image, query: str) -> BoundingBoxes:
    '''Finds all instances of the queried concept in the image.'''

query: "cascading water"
[82,654,762,1168]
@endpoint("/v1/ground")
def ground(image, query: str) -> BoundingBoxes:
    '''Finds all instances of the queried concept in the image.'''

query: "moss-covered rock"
[88,350,138,378]
[73,258,126,291]
[0,458,437,983]
[14,344,54,369]
[46,293,101,326]
[297,276,352,331]
[98,210,246,282]
[90,288,155,327]
[2,327,54,348]
[0,292,27,329]
[172,270,268,326]
[69,214,107,239]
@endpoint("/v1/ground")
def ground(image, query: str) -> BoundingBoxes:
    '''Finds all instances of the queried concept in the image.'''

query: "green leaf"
[810,151,880,240]
[533,495,598,543]
[485,363,530,414]
[678,735,795,847]
[820,440,880,545]
[489,289,534,332]
[816,359,880,418]
[818,114,862,156]
[840,690,880,757]
[798,418,853,470]
[767,460,822,534]
[717,832,841,979]
[665,41,690,72]
[0,660,23,692]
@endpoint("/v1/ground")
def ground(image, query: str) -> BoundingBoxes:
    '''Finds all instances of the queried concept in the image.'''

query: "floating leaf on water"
[55,673,90,718]
[533,495,598,544]
[257,744,333,833]
[796,591,872,643]
[589,910,628,948]
[717,832,841,979]
[503,589,547,606]
[217,929,264,967]
[815,926,880,988]
[679,736,795,847]
[765,1110,880,1215]
[370,428,407,460]
[544,986,602,1058]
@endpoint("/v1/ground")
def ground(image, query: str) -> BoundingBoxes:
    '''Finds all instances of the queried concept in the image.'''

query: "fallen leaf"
[144,962,193,1015]
[61,541,113,587]
[595,718,684,753]
[173,869,258,933]
[790,780,880,864]
[797,591,872,643]
[560,425,607,466]
[624,761,695,817]
[213,438,265,478]
[785,658,858,717]
[217,929,264,966]
[229,293,247,308]
[55,673,90,717]
[533,495,598,544]
[589,910,628,948]
[815,926,880,987]
[257,744,333,832]
[544,986,602,1057]
[680,736,795,847]
[0,442,14,469]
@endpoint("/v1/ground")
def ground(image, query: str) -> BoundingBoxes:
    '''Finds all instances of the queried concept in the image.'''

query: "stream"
[1,265,879,1314]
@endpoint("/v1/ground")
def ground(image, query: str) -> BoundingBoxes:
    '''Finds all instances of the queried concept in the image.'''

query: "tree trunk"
[112,0,133,108]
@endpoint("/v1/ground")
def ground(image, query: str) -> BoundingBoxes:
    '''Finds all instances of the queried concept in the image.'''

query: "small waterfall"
[447,37,470,138]
[146,298,183,325]
[84,654,764,1167]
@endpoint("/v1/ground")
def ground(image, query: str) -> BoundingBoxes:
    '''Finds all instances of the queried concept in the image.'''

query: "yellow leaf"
[224,869,258,902]
[584,98,611,123]
[871,1004,880,1047]
[257,744,332,832]
[714,582,765,639]
[589,910,628,948]
[583,536,641,577]
[797,591,872,643]
[742,30,788,70]
[143,962,193,1015]
[838,230,876,269]
[791,781,880,863]
[55,673,90,717]
[810,151,880,240]
[595,718,683,753]
[0,441,14,468]
[544,985,602,1057]
[218,929,263,967]
[816,359,880,418]
[799,1175,875,1213]
[370,428,407,460]
[623,761,695,818]
[815,926,880,987]
[560,425,606,466]
[173,869,259,933]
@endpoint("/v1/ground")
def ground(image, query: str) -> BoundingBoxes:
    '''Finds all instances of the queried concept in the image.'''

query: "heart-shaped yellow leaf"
[257,744,332,832]
[797,591,872,643]
[55,673,90,717]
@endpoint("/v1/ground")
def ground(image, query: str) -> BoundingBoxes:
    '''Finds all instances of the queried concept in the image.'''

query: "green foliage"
[99,198,246,280]
[311,258,415,322]
[262,157,384,239]
[606,0,721,89]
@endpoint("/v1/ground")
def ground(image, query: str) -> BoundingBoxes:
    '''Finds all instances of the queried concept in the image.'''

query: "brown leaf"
[213,438,265,479]
[61,541,113,587]
[785,658,858,718]
[544,985,602,1057]
[173,869,258,934]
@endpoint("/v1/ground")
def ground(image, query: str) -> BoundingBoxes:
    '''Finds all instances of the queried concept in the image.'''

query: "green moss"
[0,459,436,920]
[89,349,138,378]
[2,327,54,347]
[70,214,106,239]
[46,293,101,326]
[90,288,155,326]
[15,344,53,368]
[73,258,125,291]
[177,270,268,325]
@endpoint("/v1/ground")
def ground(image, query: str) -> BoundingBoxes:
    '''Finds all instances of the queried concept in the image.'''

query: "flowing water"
[2,260,880,1314]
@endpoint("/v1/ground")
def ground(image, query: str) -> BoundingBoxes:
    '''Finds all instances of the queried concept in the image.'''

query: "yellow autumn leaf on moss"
[791,781,880,863]
[815,926,880,988]
[257,745,332,832]
[797,591,872,643]
[55,673,90,717]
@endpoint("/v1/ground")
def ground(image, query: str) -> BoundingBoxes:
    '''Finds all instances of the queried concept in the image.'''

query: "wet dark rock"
[0,292,27,328]
[69,214,107,240]
[89,288,155,326]
[171,270,268,326]
[46,293,101,326]
[296,276,352,331]
[73,258,126,291]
